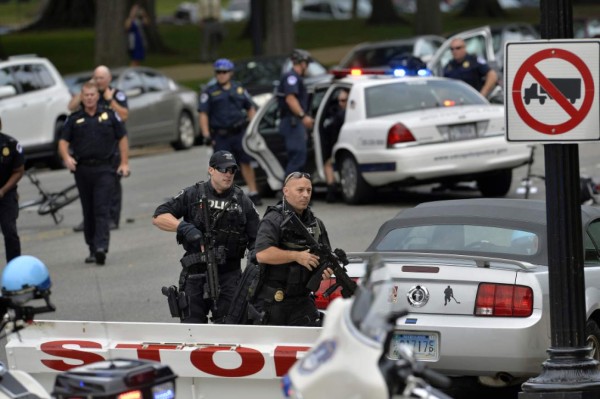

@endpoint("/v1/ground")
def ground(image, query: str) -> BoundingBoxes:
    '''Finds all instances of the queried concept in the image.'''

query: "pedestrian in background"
[199,58,262,206]
[198,0,225,62]
[69,65,129,232]
[125,3,150,67]
[152,151,259,324]
[321,88,349,203]
[443,37,498,98]
[0,116,24,263]
[277,49,314,177]
[59,81,130,266]
[248,172,333,326]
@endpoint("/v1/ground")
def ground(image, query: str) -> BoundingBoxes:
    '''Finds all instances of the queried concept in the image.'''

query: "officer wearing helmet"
[277,49,315,176]
[198,59,262,206]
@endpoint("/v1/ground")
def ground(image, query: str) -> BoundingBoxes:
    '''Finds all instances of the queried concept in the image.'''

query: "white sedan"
[243,74,531,204]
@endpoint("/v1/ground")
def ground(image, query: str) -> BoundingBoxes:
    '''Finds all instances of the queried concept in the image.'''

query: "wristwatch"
[298,112,305,119]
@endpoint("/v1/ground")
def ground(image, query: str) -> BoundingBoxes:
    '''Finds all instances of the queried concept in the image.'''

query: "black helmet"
[290,49,312,64]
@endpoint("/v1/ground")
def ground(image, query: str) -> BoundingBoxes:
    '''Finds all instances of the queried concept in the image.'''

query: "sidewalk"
[157,44,355,82]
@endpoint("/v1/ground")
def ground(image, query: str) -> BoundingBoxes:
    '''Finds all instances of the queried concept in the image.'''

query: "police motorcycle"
[282,254,453,399]
[0,255,177,399]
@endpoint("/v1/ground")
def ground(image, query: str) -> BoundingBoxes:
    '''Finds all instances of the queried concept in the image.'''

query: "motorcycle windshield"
[349,254,406,343]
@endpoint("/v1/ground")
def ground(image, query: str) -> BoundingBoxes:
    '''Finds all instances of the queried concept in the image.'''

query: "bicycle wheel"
[37,185,79,215]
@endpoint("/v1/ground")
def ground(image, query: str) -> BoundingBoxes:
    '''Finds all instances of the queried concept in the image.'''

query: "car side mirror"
[0,85,17,99]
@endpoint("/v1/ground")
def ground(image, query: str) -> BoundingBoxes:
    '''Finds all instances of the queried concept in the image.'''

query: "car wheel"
[171,112,195,151]
[339,155,371,204]
[477,169,512,197]
[586,320,600,362]
[47,119,65,170]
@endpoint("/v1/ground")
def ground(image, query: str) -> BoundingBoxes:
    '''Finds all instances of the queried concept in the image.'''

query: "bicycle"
[18,169,79,225]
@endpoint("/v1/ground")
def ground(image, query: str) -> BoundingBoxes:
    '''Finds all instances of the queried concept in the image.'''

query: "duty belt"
[180,252,207,268]
[78,158,113,166]
[211,126,243,136]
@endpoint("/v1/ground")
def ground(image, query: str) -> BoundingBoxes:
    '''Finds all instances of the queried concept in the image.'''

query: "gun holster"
[247,302,266,325]
[161,285,189,320]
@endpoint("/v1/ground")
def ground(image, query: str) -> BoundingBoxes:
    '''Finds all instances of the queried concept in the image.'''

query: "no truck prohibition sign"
[505,40,600,142]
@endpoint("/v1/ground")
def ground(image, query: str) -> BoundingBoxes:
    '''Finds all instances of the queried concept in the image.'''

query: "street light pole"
[520,0,600,397]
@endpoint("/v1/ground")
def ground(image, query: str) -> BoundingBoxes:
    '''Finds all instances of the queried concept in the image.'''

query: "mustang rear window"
[364,80,487,118]
[376,224,539,256]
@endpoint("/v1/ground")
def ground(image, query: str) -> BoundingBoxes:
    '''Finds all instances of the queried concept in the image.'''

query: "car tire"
[586,319,600,362]
[47,119,65,170]
[339,154,372,204]
[477,169,512,197]
[171,112,196,151]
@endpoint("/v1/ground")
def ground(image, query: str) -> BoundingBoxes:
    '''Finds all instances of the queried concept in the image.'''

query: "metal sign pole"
[520,0,600,396]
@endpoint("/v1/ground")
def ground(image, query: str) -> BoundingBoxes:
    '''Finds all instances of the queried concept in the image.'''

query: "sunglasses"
[338,98,348,103]
[215,70,230,74]
[450,46,464,51]
[284,172,311,186]
[214,166,238,174]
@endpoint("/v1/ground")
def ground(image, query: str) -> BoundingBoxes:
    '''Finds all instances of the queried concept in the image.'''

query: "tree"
[26,0,95,30]
[414,0,442,36]
[263,0,294,56]
[459,0,506,18]
[368,0,404,25]
[95,0,128,66]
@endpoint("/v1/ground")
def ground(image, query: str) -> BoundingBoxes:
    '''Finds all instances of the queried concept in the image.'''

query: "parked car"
[63,66,200,150]
[243,74,530,203]
[332,35,445,75]
[574,17,600,38]
[333,198,600,389]
[203,54,331,108]
[298,0,372,20]
[0,55,71,167]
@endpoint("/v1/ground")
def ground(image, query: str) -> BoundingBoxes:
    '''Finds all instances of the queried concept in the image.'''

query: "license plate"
[449,124,477,141]
[389,331,439,361]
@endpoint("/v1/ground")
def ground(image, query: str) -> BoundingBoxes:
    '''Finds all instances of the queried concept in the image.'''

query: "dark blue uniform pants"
[179,268,241,324]
[74,164,115,254]
[110,153,122,227]
[0,190,20,262]
[280,116,308,176]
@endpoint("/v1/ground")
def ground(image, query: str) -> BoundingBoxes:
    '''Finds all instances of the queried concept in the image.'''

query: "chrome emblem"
[407,285,430,308]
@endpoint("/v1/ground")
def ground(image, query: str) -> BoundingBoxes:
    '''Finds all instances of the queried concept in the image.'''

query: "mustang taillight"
[387,123,416,147]
[475,283,533,317]
[314,278,359,310]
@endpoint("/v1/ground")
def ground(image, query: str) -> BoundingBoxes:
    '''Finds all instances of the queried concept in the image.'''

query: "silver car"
[63,66,200,150]
[344,198,600,389]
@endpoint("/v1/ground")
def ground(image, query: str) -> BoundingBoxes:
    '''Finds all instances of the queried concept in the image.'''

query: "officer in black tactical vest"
[153,151,259,324]
[248,172,333,326]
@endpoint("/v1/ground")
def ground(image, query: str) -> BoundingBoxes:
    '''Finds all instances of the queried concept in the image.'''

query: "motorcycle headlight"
[281,374,304,399]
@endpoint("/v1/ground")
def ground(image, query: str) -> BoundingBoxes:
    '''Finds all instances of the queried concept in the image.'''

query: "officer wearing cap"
[153,150,260,324]
[59,81,130,266]
[0,116,25,263]
[277,49,315,176]
[199,59,262,206]
[443,38,498,98]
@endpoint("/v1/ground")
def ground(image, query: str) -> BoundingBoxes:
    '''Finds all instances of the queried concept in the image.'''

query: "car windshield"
[364,79,487,118]
[235,58,284,87]
[374,224,539,256]
[341,44,415,68]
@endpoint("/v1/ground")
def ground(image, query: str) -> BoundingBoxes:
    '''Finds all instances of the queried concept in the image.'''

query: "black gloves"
[334,248,349,265]
[177,221,202,247]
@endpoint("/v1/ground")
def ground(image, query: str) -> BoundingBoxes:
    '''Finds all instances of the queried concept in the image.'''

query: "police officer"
[0,116,25,263]
[59,81,130,266]
[277,49,315,176]
[199,58,262,206]
[152,150,260,324]
[248,171,332,326]
[443,38,498,98]
[70,65,129,232]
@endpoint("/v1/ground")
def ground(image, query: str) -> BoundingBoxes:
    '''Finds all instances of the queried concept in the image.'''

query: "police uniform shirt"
[443,54,491,92]
[153,180,260,252]
[61,108,126,160]
[0,133,24,194]
[277,69,308,118]
[99,87,128,111]
[198,81,254,130]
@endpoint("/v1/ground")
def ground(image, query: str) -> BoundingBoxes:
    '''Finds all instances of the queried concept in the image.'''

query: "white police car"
[243,71,531,204]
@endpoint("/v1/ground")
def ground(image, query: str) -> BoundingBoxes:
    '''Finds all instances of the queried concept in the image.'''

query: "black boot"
[326,185,337,203]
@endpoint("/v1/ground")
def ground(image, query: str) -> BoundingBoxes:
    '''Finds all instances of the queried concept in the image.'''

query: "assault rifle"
[201,195,220,312]
[281,212,356,298]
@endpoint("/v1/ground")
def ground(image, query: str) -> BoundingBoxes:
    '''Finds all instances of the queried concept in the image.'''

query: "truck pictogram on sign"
[523,78,581,105]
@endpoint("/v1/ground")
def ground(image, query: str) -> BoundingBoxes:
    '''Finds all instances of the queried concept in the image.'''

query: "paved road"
[3,142,600,398]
